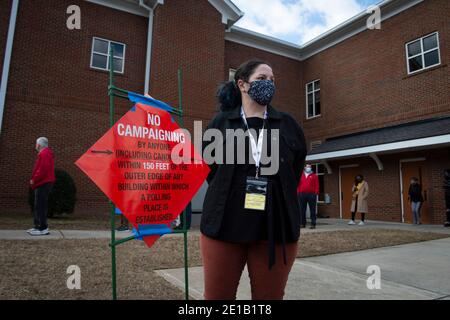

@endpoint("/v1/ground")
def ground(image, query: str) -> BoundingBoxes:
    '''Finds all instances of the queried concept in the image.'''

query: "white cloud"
[232,0,370,45]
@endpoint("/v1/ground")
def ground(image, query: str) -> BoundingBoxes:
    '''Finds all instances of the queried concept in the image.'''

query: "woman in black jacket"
[408,177,423,225]
[200,59,307,300]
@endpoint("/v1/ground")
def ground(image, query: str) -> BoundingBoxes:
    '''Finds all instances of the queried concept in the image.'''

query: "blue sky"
[232,0,381,45]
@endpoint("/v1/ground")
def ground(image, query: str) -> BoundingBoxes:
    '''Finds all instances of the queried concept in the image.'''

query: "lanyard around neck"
[240,106,268,178]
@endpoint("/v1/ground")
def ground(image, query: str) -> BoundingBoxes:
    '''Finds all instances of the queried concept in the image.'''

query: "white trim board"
[86,0,243,26]
[306,134,450,162]
[225,26,302,61]
[300,0,424,60]
[85,0,150,17]
[0,0,19,135]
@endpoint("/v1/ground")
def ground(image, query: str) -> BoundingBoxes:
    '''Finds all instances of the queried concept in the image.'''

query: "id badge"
[244,177,268,211]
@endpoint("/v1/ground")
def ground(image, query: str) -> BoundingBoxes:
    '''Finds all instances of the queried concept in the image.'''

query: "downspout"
[0,0,19,135]
[139,0,161,95]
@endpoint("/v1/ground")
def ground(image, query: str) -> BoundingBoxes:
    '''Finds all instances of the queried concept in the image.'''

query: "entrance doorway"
[339,165,360,220]
[400,159,430,224]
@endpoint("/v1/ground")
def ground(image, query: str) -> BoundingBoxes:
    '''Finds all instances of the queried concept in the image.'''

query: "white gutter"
[139,0,162,95]
[0,0,19,135]
[306,134,450,162]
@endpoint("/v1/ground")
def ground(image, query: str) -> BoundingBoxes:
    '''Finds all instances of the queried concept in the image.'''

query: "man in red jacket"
[28,137,55,235]
[297,164,320,229]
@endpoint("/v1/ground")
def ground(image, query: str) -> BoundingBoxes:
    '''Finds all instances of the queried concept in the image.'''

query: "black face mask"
[247,80,276,106]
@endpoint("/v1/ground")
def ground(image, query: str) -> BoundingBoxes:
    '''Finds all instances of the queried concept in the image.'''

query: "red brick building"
[0,0,448,224]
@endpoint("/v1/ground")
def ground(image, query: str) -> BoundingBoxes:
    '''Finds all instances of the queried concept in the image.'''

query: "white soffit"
[225,26,302,61]
[208,0,244,27]
[85,0,149,16]
[306,134,450,162]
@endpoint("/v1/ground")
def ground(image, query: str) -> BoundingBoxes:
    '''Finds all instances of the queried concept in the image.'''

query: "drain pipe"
[0,0,19,135]
[139,0,162,95]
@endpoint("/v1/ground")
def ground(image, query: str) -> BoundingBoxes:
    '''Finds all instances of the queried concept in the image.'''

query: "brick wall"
[150,0,226,134]
[301,0,450,147]
[0,0,12,87]
[0,0,148,214]
[0,0,447,221]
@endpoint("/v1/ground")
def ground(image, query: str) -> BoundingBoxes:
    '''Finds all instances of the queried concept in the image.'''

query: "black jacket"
[408,184,424,203]
[200,105,307,241]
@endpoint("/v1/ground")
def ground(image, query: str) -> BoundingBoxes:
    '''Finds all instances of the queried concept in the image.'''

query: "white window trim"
[310,163,325,203]
[228,68,236,81]
[405,31,441,75]
[90,37,126,74]
[306,79,321,119]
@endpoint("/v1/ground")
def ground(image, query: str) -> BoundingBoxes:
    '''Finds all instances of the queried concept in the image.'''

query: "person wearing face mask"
[200,59,307,300]
[28,137,55,236]
[444,169,450,227]
[348,174,369,226]
[408,177,424,225]
[297,164,320,229]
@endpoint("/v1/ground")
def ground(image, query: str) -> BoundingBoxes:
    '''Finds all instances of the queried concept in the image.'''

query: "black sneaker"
[116,225,129,232]
[309,225,316,230]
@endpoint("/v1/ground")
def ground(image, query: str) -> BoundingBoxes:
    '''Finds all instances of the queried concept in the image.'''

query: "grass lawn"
[0,229,448,300]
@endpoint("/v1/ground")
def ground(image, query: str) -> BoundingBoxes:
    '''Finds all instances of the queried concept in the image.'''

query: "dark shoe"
[444,222,450,227]
[309,225,316,230]
[301,225,306,228]
[116,225,129,232]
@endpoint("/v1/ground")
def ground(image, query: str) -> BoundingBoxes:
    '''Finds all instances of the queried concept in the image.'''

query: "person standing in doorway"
[297,164,320,229]
[348,174,369,226]
[408,177,424,225]
[444,169,450,227]
[28,137,55,236]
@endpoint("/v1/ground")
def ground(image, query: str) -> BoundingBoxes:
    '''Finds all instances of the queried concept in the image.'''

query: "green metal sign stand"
[107,47,190,300]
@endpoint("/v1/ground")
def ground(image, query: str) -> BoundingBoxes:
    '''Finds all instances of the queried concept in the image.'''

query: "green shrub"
[28,169,77,217]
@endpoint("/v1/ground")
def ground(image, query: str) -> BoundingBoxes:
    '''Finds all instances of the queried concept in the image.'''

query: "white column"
[0,0,20,135]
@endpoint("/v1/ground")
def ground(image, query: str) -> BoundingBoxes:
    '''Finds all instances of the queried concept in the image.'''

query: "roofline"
[326,115,450,142]
[85,0,150,17]
[306,134,450,162]
[208,0,244,27]
[85,0,426,61]
[85,0,244,26]
[225,26,302,61]
[227,0,425,60]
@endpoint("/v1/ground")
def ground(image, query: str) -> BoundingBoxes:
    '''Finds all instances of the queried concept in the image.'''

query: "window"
[229,69,236,81]
[406,32,440,74]
[310,140,322,151]
[90,37,126,73]
[306,80,320,119]
[311,163,326,202]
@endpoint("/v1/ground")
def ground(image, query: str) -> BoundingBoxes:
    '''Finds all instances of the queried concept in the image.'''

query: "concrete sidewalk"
[303,218,450,235]
[1,218,449,240]
[156,237,450,300]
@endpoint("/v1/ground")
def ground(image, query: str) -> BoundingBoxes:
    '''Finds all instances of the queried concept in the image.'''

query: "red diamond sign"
[75,102,210,247]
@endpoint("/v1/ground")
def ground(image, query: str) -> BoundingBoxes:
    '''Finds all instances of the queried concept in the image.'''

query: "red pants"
[200,234,298,300]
